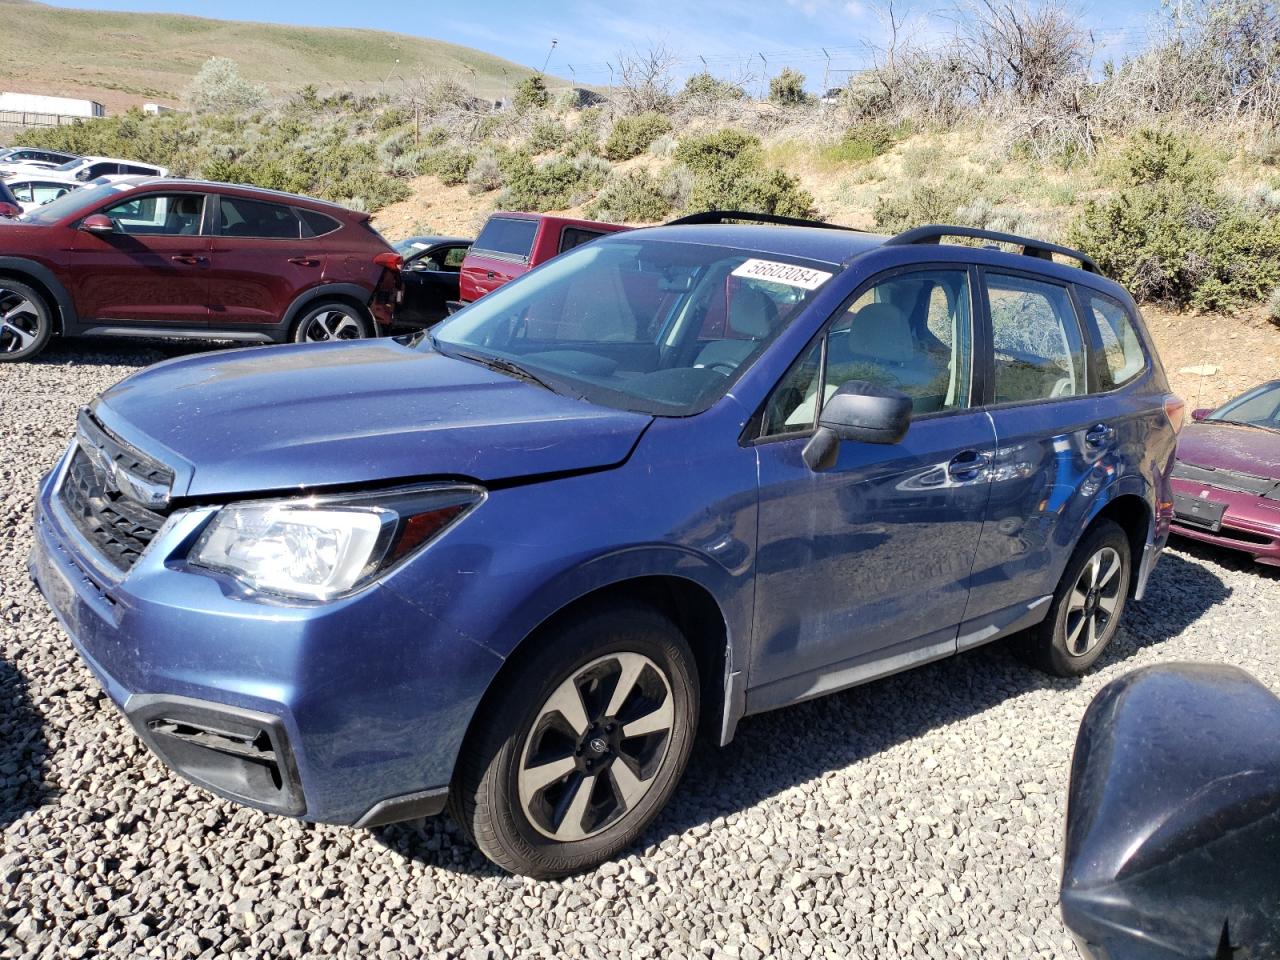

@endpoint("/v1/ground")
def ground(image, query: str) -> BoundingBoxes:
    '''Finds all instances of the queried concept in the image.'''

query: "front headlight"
[189,484,484,600]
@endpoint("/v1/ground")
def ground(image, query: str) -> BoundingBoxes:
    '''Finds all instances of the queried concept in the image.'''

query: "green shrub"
[768,68,808,106]
[680,71,746,101]
[1111,129,1218,189]
[674,129,761,174]
[514,75,550,111]
[586,168,678,222]
[602,112,673,161]
[499,154,609,211]
[1070,183,1280,309]
[567,108,603,155]
[418,147,475,185]
[821,122,903,165]
[872,179,983,234]
[466,150,505,193]
[185,57,266,115]
[374,107,410,132]
[528,117,568,153]
[689,163,817,218]
[421,125,449,148]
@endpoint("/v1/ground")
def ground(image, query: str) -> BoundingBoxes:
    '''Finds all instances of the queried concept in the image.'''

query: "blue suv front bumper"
[28,452,503,827]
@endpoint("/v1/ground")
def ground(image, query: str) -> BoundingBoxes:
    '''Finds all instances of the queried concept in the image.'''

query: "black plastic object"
[1061,663,1280,960]
[887,224,1101,274]
[802,380,912,470]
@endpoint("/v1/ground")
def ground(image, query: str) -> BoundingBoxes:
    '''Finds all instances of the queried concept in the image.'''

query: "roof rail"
[666,210,859,232]
[885,224,1101,274]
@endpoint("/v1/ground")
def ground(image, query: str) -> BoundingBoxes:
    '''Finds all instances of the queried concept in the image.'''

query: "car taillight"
[373,252,403,271]
[1164,395,1186,433]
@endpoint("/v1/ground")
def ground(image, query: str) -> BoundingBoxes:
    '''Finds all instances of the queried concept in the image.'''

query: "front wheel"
[0,280,53,362]
[450,604,699,878]
[1023,519,1132,677]
[291,301,371,344]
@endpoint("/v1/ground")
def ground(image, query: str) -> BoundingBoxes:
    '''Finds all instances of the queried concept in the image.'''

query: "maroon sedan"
[1170,379,1280,566]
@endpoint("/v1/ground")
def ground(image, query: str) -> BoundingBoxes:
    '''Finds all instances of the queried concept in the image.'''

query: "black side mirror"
[1061,664,1280,960]
[802,380,912,471]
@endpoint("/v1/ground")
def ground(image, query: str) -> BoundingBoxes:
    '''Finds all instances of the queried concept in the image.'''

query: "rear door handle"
[1085,424,1116,447]
[948,450,990,481]
[288,256,320,267]
[170,255,207,265]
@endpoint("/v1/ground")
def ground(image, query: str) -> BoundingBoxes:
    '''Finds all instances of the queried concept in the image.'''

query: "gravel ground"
[3,339,1279,960]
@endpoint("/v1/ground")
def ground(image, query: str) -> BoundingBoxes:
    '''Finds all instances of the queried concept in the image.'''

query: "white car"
[4,175,81,213]
[38,155,168,184]
[0,147,79,178]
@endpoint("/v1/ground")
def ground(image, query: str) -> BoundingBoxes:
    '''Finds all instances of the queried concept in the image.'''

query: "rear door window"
[1079,289,1147,390]
[218,196,304,239]
[473,217,538,260]
[985,273,1086,403]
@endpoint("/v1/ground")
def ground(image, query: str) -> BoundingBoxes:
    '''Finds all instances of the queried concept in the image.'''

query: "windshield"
[51,159,84,172]
[393,238,433,256]
[1208,382,1280,431]
[429,237,836,416]
[17,181,135,225]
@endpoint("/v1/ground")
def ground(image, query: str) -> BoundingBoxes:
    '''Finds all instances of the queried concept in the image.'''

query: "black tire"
[1023,519,1132,677]
[0,279,53,362]
[291,301,372,344]
[449,603,699,878]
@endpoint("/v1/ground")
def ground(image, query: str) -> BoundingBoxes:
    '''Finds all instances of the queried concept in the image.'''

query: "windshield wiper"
[447,347,558,393]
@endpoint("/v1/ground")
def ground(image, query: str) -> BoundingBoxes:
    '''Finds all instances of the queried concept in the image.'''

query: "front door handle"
[1085,424,1116,447]
[948,450,990,481]
[288,256,320,267]
[170,254,207,265]
[486,270,496,280]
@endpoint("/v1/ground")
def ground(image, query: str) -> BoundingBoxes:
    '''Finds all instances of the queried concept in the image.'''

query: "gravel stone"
[2,340,1278,959]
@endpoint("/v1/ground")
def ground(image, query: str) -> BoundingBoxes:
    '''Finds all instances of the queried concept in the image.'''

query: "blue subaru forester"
[30,214,1182,877]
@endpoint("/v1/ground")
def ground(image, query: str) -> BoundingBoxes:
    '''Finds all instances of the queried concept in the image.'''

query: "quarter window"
[218,197,304,239]
[1082,290,1146,390]
[986,274,1085,403]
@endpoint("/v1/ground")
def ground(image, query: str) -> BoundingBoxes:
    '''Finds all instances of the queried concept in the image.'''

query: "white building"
[0,92,105,119]
[142,103,174,116]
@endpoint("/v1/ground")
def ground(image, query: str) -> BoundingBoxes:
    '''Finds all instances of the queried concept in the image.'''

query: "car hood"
[94,340,652,498]
[1176,421,1280,479]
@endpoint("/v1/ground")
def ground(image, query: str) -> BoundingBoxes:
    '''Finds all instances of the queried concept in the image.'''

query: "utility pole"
[821,47,831,94]
[758,52,767,99]
[541,38,558,76]
[383,58,400,85]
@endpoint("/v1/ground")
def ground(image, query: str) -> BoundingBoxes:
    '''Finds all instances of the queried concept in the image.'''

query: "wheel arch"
[281,283,376,339]
[0,257,76,333]
[1081,485,1152,599]
[452,572,737,792]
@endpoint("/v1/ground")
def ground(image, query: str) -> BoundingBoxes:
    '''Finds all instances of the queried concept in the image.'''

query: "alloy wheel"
[518,652,674,842]
[302,309,364,343]
[1064,546,1123,657]
[0,288,41,354]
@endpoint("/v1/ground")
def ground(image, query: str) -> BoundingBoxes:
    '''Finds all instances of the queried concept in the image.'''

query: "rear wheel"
[291,301,371,344]
[1023,519,1132,677]
[450,604,698,878]
[0,280,52,362]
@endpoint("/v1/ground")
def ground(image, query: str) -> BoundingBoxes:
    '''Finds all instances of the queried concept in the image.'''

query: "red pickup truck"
[455,212,628,306]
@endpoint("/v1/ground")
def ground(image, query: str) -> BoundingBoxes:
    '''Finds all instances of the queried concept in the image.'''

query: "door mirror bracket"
[802,380,913,472]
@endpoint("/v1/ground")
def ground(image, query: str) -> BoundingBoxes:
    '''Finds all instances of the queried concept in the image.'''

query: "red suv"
[0,177,402,361]
[454,212,628,308]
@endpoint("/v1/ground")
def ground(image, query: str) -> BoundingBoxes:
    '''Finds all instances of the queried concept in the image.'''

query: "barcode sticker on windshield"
[731,258,832,290]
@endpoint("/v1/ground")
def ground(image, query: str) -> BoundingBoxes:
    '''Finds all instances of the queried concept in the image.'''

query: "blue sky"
[49,0,1164,90]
